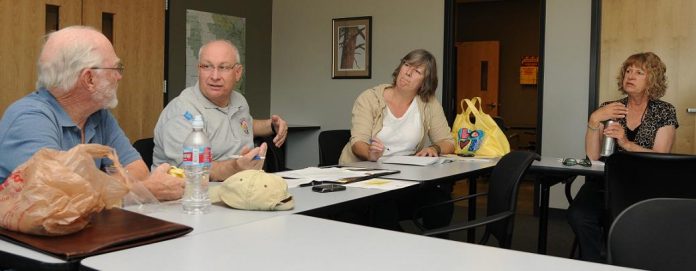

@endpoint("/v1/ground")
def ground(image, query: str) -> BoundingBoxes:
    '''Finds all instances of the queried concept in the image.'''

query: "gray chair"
[413,151,540,248]
[608,198,696,271]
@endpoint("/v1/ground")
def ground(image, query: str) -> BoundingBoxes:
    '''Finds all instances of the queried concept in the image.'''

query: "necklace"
[627,100,648,130]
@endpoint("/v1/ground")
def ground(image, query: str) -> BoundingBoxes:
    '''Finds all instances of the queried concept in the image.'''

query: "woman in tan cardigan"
[339,49,454,164]
[339,49,455,232]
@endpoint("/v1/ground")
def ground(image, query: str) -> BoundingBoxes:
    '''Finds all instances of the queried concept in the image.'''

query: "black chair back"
[485,150,540,246]
[604,151,696,221]
[608,198,696,271]
[133,137,154,169]
[254,136,286,173]
[318,129,351,166]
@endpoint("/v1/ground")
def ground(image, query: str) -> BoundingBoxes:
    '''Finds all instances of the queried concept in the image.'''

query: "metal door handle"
[688,108,696,113]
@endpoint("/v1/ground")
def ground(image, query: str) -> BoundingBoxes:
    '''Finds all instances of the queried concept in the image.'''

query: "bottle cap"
[192,115,204,129]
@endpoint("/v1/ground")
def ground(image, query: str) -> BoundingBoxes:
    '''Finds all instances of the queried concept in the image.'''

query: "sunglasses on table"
[562,158,592,167]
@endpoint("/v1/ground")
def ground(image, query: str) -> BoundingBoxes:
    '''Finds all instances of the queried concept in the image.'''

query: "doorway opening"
[443,0,543,152]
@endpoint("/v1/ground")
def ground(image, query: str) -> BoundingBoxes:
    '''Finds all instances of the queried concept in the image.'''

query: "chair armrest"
[422,211,514,237]
[412,192,488,230]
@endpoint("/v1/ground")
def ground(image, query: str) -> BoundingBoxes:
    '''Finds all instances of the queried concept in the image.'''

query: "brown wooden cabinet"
[0,0,164,142]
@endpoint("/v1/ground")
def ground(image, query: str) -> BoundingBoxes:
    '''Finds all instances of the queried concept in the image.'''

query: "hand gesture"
[270,115,288,148]
[236,142,267,170]
[590,102,627,124]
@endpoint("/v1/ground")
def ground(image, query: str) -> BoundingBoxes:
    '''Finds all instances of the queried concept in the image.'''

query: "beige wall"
[271,0,444,168]
[542,0,593,208]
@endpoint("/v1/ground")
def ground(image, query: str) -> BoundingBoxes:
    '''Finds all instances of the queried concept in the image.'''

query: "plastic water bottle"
[182,115,211,214]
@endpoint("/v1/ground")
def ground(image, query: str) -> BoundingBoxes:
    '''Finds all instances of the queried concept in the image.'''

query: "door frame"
[442,0,602,155]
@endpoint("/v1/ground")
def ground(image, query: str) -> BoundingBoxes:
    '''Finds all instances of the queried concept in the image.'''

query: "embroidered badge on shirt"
[240,118,249,134]
[183,111,193,122]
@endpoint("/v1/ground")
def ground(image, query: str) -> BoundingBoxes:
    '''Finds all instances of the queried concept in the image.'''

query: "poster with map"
[186,10,246,93]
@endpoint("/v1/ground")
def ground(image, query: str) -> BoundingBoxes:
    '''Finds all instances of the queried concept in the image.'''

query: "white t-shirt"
[377,98,422,156]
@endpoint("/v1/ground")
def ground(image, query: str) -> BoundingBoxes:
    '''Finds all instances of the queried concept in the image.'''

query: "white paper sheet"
[379,156,455,166]
[345,178,417,190]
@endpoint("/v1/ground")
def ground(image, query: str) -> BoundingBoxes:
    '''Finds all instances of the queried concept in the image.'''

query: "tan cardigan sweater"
[338,84,454,164]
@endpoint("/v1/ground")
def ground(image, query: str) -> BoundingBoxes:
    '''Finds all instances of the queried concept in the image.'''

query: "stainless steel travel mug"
[600,120,616,157]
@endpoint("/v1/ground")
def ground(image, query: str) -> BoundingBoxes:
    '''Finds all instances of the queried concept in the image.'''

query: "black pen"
[299,180,323,187]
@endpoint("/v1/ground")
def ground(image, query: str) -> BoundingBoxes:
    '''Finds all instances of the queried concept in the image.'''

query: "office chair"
[413,151,540,248]
[608,198,696,271]
[132,137,155,169]
[318,129,351,166]
[604,151,696,222]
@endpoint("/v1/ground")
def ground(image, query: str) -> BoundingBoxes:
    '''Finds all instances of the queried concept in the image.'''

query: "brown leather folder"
[0,208,193,261]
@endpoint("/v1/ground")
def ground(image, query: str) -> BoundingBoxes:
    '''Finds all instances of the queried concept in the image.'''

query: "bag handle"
[461,98,475,127]
[464,98,483,118]
[472,97,485,113]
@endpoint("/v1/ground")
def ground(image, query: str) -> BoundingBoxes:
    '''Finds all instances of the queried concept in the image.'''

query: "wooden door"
[456,41,500,115]
[82,0,165,142]
[0,0,80,116]
[601,0,696,154]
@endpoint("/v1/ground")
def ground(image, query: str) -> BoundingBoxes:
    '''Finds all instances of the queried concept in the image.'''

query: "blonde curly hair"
[616,52,667,99]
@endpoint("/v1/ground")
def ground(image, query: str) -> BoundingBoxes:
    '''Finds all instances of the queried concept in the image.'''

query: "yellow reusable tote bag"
[451,99,479,155]
[451,97,510,157]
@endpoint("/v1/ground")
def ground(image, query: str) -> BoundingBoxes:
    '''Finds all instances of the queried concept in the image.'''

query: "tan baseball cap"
[210,170,294,211]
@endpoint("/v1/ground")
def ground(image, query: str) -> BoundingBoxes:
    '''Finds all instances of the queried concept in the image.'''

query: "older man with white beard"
[0,26,184,201]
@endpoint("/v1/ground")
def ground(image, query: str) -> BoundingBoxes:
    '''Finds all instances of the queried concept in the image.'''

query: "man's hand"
[142,163,185,201]
[236,143,268,170]
[270,115,288,148]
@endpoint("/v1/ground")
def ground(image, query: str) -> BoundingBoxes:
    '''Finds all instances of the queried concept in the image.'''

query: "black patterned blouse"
[600,97,679,150]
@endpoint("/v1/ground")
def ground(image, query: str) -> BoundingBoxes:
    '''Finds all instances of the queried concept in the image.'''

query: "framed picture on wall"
[332,16,372,79]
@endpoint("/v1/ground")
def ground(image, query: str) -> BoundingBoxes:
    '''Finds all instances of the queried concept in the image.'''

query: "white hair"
[36,26,104,95]
[198,39,241,64]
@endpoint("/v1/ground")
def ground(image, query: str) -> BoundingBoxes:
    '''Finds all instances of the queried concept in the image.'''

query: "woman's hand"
[367,138,386,161]
[589,102,628,126]
[415,147,439,157]
[604,121,627,144]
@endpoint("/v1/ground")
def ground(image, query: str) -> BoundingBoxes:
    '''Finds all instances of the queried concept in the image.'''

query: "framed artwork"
[332,16,372,79]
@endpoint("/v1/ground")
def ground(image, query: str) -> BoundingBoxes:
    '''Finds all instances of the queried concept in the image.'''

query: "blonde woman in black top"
[585,52,678,160]
[570,52,678,262]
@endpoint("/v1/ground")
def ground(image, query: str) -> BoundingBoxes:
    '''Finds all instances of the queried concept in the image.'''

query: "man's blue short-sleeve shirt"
[0,89,140,181]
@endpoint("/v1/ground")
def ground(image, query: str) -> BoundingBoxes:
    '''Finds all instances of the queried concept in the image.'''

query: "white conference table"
[141,185,388,235]
[345,158,497,183]
[81,214,634,271]
[4,156,621,271]
[0,185,388,269]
